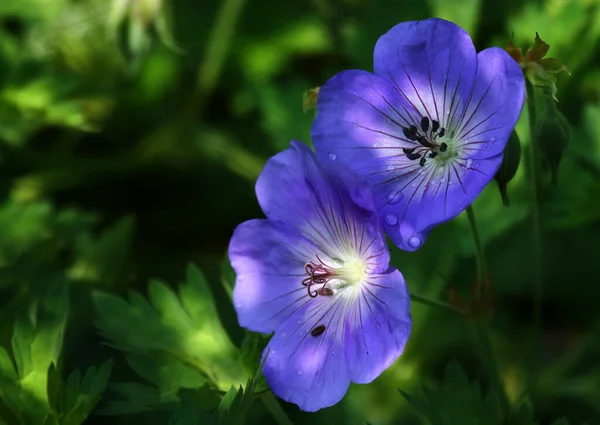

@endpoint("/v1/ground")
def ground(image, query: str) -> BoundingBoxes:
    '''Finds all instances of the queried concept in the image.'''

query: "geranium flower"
[311,18,525,251]
[228,141,411,411]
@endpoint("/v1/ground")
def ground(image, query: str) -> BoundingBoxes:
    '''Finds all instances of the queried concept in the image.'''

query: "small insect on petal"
[311,324,326,337]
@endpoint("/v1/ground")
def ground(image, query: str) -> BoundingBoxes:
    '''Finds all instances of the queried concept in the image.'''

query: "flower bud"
[495,130,521,206]
[536,93,571,185]
[303,87,320,113]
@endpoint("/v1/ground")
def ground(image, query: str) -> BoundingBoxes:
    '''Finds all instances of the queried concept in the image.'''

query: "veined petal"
[229,219,316,333]
[344,268,411,383]
[457,47,525,160]
[312,18,525,251]
[373,18,477,124]
[256,140,389,271]
[262,296,350,412]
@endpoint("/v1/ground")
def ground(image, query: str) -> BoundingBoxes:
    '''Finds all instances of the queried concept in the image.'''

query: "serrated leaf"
[8,279,69,424]
[400,361,500,425]
[69,215,134,286]
[240,332,267,376]
[93,263,245,394]
[99,382,177,415]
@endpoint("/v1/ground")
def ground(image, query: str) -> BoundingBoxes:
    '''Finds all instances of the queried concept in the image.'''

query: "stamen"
[402,127,419,141]
[406,152,422,161]
[419,156,426,167]
[416,136,431,148]
[432,120,440,133]
[428,152,438,159]
[440,142,448,152]
[311,325,326,337]
[420,116,430,133]
[402,147,416,154]
[438,128,445,138]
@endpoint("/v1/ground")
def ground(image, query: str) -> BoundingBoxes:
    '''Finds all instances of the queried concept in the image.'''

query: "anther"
[440,142,448,152]
[432,120,440,133]
[428,152,438,159]
[311,325,326,337]
[420,116,430,133]
[419,157,426,167]
[402,127,418,141]
[438,128,445,138]
[416,136,431,148]
[406,152,422,161]
[402,147,416,154]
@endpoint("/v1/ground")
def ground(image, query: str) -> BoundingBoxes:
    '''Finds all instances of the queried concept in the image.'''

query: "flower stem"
[410,293,466,315]
[466,205,487,301]
[261,391,294,425]
[526,80,543,329]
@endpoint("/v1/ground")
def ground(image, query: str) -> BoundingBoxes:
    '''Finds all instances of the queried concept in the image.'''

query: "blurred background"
[0,0,599,424]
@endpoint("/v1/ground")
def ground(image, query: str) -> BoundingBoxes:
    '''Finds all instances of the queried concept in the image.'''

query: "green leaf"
[507,398,538,425]
[550,419,569,425]
[99,382,177,415]
[400,361,500,425]
[93,263,246,395]
[169,389,211,425]
[47,359,114,425]
[69,215,135,286]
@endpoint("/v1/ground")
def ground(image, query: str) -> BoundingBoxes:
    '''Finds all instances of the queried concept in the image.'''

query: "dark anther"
[406,152,422,161]
[319,287,334,296]
[419,157,426,167]
[416,136,431,148]
[428,152,438,159]
[311,325,326,337]
[402,127,418,141]
[402,147,416,154]
[440,142,448,152]
[420,116,430,133]
[438,128,446,138]
[409,125,418,133]
[432,120,440,133]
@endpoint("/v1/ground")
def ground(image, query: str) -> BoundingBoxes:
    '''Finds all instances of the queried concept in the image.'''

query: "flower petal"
[229,219,317,333]
[373,153,504,250]
[373,18,478,123]
[262,298,350,412]
[344,268,411,383]
[457,47,525,160]
[256,141,389,271]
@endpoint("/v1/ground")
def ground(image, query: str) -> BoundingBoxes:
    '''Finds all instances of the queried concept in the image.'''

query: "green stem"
[410,293,467,316]
[526,80,543,330]
[261,392,294,425]
[466,205,487,301]
[193,0,247,116]
[474,325,510,414]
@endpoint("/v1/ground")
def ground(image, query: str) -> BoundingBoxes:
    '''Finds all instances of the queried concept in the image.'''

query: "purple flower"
[229,141,411,412]
[311,18,525,251]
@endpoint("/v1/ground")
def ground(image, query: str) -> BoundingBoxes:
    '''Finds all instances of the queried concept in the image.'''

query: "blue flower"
[311,18,525,251]
[229,141,411,412]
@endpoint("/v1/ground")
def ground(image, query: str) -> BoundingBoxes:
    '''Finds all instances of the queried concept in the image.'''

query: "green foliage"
[506,399,537,425]
[93,264,246,413]
[400,361,500,425]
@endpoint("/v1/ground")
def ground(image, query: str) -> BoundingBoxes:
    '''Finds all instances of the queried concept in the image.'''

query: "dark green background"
[0,0,599,424]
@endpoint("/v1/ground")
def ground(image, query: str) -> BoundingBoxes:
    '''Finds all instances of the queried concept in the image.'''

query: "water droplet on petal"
[234,301,242,308]
[386,118,392,124]
[387,191,403,204]
[384,214,398,226]
[491,137,497,142]
[408,235,421,248]
[328,153,337,161]
[386,165,394,171]
[483,143,490,150]
[281,332,286,338]
[297,369,302,375]
[466,159,473,168]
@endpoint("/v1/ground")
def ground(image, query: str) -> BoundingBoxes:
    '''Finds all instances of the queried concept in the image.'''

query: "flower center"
[401,115,457,167]
[301,255,367,298]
